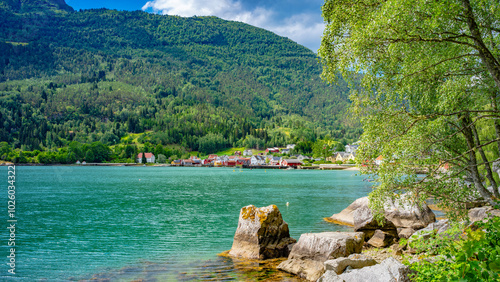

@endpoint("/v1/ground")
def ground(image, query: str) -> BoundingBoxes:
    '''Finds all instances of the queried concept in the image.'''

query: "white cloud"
[142,0,324,51]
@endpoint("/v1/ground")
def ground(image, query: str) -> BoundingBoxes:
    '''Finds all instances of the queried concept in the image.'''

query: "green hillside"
[0,0,360,163]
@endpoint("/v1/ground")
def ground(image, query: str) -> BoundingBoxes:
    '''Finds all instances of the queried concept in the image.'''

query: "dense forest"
[0,0,361,163]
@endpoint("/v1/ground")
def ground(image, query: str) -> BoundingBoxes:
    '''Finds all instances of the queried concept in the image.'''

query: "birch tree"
[319,0,500,217]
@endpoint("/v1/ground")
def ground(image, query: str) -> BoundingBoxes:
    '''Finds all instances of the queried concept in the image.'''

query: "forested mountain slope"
[0,0,360,157]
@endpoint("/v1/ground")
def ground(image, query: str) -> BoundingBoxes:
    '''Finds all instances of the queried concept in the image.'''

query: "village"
[134,144,360,169]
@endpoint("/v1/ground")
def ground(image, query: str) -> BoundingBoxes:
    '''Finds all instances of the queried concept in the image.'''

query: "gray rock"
[398,227,416,239]
[367,229,395,248]
[324,253,377,274]
[277,232,364,281]
[320,257,410,282]
[329,195,435,241]
[468,206,500,223]
[327,197,367,227]
[413,219,450,236]
[353,203,399,240]
[228,204,296,259]
[408,219,452,253]
[384,195,436,230]
[278,258,325,281]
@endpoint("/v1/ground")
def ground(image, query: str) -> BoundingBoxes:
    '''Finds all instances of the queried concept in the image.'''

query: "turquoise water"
[0,166,372,281]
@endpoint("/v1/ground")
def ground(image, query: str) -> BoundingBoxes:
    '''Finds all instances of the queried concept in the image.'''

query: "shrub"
[408,216,500,281]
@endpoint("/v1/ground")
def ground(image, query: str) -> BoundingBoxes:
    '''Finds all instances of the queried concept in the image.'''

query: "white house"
[250,155,266,165]
[296,155,310,161]
[345,144,360,153]
[243,149,253,156]
[281,148,291,154]
[137,153,156,163]
[270,156,281,165]
[286,144,296,149]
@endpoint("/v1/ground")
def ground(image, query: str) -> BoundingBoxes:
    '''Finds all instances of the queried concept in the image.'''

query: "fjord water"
[0,166,372,281]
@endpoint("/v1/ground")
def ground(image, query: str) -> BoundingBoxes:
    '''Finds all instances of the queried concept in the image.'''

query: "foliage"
[0,1,361,159]
[408,216,500,281]
[320,0,500,218]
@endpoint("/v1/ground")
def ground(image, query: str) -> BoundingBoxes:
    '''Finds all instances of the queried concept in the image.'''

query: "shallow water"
[0,166,372,281]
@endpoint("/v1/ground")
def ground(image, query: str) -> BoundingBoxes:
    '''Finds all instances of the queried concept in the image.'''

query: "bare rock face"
[228,204,296,260]
[328,195,435,240]
[367,229,396,248]
[277,232,364,281]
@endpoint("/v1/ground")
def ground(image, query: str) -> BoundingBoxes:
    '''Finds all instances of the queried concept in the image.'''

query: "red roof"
[138,153,154,159]
[376,155,384,160]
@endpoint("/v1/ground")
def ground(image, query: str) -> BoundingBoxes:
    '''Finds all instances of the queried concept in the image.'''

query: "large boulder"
[228,204,296,260]
[277,232,364,281]
[328,195,435,240]
[326,197,367,226]
[319,257,410,282]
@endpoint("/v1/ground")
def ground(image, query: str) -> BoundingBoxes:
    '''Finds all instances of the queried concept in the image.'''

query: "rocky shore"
[226,198,500,281]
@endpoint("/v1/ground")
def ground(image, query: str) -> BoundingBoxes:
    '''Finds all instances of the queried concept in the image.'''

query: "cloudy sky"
[65,0,326,52]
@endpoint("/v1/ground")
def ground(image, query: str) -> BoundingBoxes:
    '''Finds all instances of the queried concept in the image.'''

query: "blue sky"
[65,0,326,51]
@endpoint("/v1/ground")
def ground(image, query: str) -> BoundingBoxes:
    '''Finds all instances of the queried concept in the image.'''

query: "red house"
[265,147,280,154]
[280,159,303,167]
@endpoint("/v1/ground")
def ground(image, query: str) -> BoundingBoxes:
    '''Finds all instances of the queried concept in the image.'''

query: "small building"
[76,160,81,165]
[281,148,291,155]
[334,152,349,162]
[137,153,156,163]
[251,155,266,166]
[234,151,242,156]
[82,161,86,165]
[346,152,356,161]
[286,144,296,149]
[280,159,303,167]
[171,159,181,166]
[296,155,310,161]
[243,149,253,156]
[237,158,250,165]
[182,159,194,166]
[345,144,360,153]
[269,156,281,166]
[265,147,280,154]
[375,155,384,166]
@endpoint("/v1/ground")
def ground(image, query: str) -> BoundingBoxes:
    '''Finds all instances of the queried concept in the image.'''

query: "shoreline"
[3,162,360,170]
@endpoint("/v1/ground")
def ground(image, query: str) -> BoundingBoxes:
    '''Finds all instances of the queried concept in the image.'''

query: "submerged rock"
[228,204,296,260]
[277,232,364,281]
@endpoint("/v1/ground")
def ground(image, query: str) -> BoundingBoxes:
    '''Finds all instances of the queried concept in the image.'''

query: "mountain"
[0,0,73,13]
[0,0,360,159]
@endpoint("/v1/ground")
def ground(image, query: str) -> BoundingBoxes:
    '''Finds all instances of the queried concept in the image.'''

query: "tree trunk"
[460,114,495,205]
[461,0,500,91]
[471,122,500,198]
